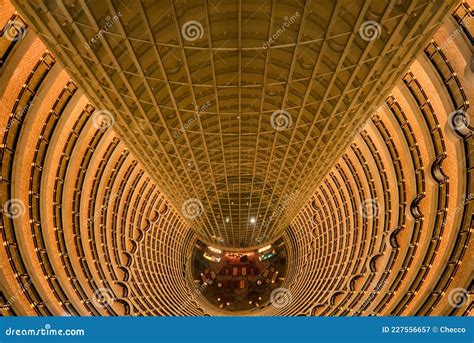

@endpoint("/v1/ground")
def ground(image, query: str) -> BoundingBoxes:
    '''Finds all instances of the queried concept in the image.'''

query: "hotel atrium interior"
[0,0,472,316]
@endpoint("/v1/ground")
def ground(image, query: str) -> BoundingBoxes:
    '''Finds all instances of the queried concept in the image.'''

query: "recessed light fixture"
[250,217,256,224]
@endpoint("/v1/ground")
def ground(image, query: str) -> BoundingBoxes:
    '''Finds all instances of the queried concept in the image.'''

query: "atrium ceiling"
[11,0,459,247]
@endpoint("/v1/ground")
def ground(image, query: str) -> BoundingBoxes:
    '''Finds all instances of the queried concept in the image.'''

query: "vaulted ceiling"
[12,0,458,247]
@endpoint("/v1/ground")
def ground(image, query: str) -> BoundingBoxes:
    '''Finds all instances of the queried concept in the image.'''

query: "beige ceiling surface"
[13,0,456,247]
